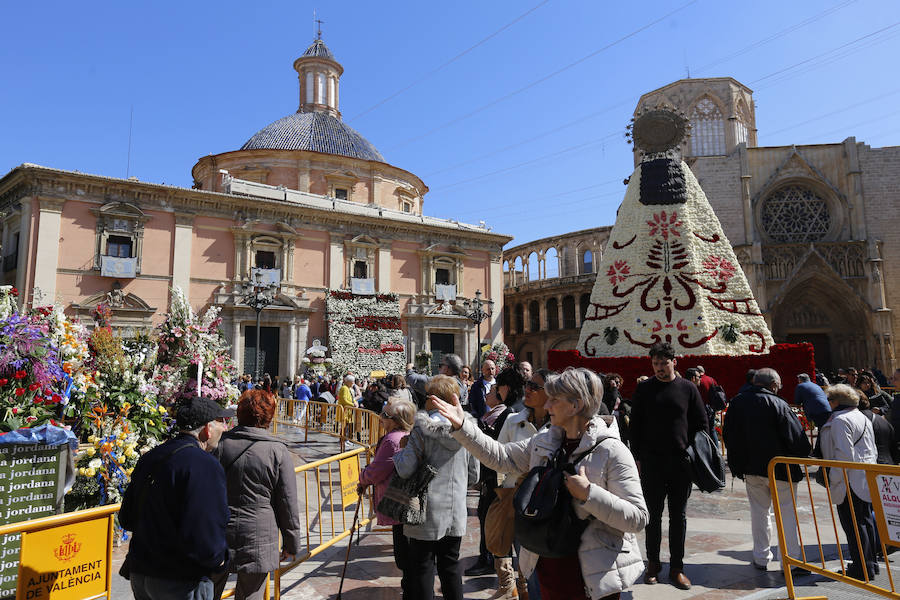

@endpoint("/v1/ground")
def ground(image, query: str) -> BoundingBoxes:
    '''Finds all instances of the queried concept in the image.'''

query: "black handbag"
[377,462,438,525]
[513,438,605,558]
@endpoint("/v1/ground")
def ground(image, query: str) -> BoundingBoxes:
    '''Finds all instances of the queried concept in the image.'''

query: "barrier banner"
[17,517,108,600]
[339,456,360,509]
[0,443,70,598]
[869,472,900,547]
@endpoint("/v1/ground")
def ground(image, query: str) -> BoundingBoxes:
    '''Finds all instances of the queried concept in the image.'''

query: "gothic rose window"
[761,185,832,243]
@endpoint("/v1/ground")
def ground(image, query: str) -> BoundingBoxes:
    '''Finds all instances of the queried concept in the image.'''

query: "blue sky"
[1,1,897,248]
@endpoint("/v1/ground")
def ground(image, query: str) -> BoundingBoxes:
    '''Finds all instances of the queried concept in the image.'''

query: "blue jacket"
[120,435,230,581]
[795,381,830,429]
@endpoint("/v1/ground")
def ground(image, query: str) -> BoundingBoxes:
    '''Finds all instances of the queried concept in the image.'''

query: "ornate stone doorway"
[785,333,832,373]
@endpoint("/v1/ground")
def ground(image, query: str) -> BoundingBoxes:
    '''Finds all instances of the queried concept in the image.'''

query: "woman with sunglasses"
[431,367,648,600]
[358,399,417,597]
[494,369,553,599]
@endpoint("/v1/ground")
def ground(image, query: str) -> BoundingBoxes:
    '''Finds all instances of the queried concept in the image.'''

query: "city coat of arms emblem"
[53,533,82,562]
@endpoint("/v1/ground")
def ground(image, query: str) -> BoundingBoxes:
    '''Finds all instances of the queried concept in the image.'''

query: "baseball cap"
[175,396,235,430]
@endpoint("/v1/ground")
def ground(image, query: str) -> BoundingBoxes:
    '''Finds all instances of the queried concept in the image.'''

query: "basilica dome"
[241,111,385,162]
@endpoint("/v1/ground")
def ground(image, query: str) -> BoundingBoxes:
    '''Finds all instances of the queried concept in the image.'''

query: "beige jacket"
[452,414,648,598]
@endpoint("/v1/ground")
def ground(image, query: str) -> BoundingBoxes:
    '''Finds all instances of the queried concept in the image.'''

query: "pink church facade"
[0,37,510,379]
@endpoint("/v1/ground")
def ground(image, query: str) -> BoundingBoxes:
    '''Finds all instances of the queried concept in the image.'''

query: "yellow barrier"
[769,456,900,599]
[273,399,384,451]
[2,419,384,600]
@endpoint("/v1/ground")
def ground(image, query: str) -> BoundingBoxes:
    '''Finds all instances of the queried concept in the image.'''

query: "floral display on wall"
[325,290,406,375]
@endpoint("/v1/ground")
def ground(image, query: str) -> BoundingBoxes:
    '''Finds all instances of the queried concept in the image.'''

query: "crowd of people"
[117,346,900,600]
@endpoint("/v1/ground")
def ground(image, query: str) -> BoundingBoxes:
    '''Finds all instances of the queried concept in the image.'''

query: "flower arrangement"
[414,350,432,374]
[325,290,405,375]
[481,342,515,371]
[153,287,239,406]
[577,159,774,357]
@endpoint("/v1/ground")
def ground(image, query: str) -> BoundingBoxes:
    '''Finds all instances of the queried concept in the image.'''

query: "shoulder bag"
[485,475,524,556]
[377,434,451,525]
[513,438,606,558]
[686,429,725,493]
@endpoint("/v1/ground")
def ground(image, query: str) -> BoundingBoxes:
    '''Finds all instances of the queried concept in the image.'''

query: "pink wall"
[464,255,488,297]
[58,200,99,270]
[192,217,234,281]
[391,242,420,295]
[293,234,328,287]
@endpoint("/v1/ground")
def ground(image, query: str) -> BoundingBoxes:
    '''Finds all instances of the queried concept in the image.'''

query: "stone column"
[329,237,344,290]
[377,243,392,293]
[557,296,565,330]
[33,197,65,305]
[489,252,503,342]
[173,213,194,300]
[15,198,32,308]
[844,137,867,240]
[231,318,242,368]
[287,319,298,379]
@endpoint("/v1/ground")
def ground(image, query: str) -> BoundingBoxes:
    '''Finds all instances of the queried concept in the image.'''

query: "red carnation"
[28,383,41,392]
[34,397,43,404]
[14,370,26,379]
[9,287,18,297]
[44,388,53,396]
[52,394,61,403]
[0,379,7,386]
[15,388,25,396]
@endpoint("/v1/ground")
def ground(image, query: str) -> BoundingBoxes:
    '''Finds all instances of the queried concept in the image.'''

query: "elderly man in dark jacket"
[120,396,233,600]
[723,368,811,573]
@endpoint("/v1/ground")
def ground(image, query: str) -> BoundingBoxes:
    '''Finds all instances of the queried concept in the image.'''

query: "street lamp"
[239,271,279,380]
[463,289,494,371]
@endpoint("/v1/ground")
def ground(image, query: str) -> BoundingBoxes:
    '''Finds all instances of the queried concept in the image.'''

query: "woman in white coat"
[820,383,878,580]
[432,367,648,600]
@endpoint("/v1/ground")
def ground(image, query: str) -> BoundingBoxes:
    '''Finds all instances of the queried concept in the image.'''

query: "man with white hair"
[723,368,811,574]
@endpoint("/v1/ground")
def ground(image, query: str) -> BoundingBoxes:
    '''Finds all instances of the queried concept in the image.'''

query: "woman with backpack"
[431,367,648,600]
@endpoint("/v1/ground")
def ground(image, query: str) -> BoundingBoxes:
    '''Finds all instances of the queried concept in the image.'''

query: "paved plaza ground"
[109,427,895,599]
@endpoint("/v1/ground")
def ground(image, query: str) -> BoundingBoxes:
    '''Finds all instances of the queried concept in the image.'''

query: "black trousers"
[640,453,693,571]
[476,484,497,564]
[393,524,411,597]
[837,489,877,577]
[405,535,463,600]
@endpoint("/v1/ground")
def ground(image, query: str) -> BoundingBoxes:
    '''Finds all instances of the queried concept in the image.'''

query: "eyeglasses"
[525,380,544,391]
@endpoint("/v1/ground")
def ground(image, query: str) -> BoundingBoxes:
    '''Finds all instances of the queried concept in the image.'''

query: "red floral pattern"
[606,260,631,285]
[647,211,682,240]
[702,255,737,282]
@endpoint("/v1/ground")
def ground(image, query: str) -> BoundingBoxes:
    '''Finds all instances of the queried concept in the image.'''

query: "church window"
[255,250,276,269]
[106,235,133,258]
[305,72,314,104]
[689,98,726,156]
[582,249,593,274]
[761,185,832,243]
[317,73,326,104]
[334,187,348,201]
[353,260,368,279]
[529,301,540,332]
[402,201,412,213]
[735,121,748,146]
[435,268,451,285]
[546,298,559,330]
[562,296,576,329]
[515,304,524,334]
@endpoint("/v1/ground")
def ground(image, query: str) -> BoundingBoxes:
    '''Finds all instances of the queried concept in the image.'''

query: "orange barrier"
[769,455,900,599]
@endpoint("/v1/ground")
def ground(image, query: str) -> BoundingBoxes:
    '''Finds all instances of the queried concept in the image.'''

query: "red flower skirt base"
[548,343,815,403]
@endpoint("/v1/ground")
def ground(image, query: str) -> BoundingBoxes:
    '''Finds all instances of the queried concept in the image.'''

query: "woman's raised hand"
[431,393,465,430]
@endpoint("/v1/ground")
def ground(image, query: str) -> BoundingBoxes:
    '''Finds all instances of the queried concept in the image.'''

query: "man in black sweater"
[630,342,708,591]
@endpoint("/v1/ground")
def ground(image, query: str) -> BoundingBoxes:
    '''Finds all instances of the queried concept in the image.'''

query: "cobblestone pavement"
[111,428,894,599]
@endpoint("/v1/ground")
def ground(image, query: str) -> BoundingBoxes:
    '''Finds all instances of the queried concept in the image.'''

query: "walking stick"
[336,498,363,600]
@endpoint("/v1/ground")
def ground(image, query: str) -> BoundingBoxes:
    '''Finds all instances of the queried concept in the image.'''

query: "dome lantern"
[293,31,343,118]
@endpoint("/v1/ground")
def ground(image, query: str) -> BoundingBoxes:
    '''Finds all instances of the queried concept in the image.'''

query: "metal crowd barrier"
[769,455,900,599]
[4,406,386,600]
[273,399,384,450]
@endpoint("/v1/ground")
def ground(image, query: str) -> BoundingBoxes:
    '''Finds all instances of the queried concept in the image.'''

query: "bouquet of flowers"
[153,287,239,406]
[481,342,515,371]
